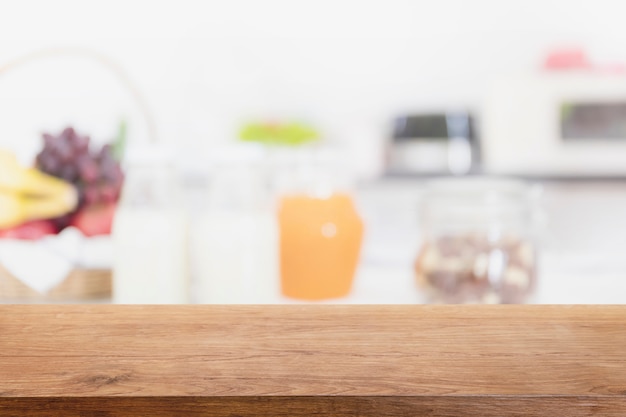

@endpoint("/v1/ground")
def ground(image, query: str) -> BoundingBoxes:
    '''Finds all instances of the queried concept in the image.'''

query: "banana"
[0,192,23,228]
[0,148,76,199]
[0,148,78,229]
[0,190,78,229]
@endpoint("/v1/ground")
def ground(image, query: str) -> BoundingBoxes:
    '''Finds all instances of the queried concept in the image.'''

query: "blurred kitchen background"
[1,0,626,304]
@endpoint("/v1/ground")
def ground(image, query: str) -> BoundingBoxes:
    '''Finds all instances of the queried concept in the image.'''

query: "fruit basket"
[0,49,154,302]
[0,127,122,301]
[0,266,111,300]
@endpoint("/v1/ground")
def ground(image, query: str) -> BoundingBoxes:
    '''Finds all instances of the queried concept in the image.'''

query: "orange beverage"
[279,192,364,300]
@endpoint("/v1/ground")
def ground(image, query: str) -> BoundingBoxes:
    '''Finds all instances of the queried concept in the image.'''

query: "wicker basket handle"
[0,47,158,144]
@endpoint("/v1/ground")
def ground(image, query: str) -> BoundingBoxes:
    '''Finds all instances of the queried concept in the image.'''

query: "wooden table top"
[1,305,625,416]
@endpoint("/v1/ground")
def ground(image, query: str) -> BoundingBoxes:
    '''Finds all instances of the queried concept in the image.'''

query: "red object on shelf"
[543,48,626,74]
[543,48,591,70]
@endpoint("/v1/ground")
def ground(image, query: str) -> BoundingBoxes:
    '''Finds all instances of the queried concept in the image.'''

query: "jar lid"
[423,177,532,202]
[420,177,540,230]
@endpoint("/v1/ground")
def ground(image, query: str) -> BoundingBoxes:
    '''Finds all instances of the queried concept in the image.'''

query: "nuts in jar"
[415,177,541,304]
[414,233,536,304]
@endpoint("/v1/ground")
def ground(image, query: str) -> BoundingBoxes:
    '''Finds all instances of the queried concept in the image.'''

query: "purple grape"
[42,133,55,150]
[56,140,73,162]
[99,184,117,204]
[98,144,112,158]
[59,164,78,182]
[60,127,75,142]
[70,135,89,155]
[77,156,99,183]
[84,187,99,205]
[38,154,60,173]
[36,126,125,216]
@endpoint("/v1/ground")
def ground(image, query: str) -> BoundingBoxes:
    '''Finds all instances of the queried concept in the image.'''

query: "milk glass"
[112,146,188,304]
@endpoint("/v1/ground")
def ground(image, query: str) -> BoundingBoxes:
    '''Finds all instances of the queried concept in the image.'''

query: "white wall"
[2,0,626,176]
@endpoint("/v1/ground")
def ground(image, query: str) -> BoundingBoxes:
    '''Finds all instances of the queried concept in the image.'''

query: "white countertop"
[333,178,626,305]
[3,178,626,305]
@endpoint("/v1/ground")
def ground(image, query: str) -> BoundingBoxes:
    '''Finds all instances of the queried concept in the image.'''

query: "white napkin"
[42,227,112,269]
[42,227,82,265]
[0,240,73,294]
[0,226,113,294]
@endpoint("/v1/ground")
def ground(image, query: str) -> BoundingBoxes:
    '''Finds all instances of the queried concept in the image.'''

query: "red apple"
[0,220,57,240]
[70,203,117,237]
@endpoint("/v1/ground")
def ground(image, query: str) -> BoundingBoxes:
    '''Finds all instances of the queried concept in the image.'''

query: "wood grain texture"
[1,305,625,416]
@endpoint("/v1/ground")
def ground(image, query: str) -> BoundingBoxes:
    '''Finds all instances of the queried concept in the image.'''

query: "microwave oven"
[481,71,626,176]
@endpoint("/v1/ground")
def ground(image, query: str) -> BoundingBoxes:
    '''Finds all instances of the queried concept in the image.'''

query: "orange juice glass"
[279,192,363,300]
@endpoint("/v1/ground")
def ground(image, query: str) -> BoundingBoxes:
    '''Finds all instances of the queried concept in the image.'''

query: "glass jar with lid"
[414,177,540,304]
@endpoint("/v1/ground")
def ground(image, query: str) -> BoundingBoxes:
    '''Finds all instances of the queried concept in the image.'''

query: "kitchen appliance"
[482,68,626,176]
[386,112,479,176]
